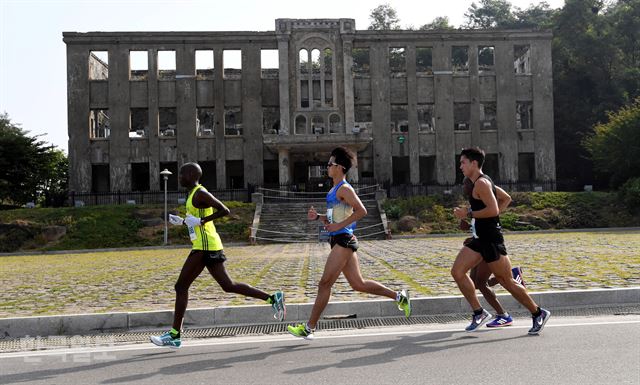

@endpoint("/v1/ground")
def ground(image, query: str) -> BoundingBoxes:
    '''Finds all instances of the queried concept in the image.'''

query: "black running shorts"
[464,236,507,263]
[190,249,226,266]
[329,233,359,252]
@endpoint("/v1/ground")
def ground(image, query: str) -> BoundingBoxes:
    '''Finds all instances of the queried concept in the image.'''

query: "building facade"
[64,19,555,192]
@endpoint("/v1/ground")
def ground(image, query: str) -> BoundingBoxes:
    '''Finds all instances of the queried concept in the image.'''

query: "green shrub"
[383,203,401,219]
[619,177,640,213]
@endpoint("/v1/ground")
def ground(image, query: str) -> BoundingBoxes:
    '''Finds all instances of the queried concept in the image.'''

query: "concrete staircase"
[252,193,388,244]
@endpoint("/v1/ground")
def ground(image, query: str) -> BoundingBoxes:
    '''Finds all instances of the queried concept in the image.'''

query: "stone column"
[148,48,160,190]
[468,44,481,145]
[277,34,291,135]
[531,39,555,181]
[342,36,355,133]
[433,42,456,184]
[66,44,91,192]
[371,44,392,184]
[214,49,226,189]
[347,149,359,183]
[406,45,420,184]
[278,148,290,184]
[495,42,518,182]
[242,46,264,186]
[176,45,197,166]
[108,45,131,191]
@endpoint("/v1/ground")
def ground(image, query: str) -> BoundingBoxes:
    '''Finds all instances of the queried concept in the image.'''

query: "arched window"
[299,49,308,74]
[295,115,307,134]
[324,48,333,106]
[311,49,320,74]
[329,114,341,134]
[312,115,324,135]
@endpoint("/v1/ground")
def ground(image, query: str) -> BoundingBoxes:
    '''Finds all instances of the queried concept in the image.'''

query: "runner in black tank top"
[463,176,526,328]
[452,147,551,335]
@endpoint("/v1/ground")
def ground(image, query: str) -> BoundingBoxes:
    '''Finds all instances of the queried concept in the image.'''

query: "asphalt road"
[2,314,639,385]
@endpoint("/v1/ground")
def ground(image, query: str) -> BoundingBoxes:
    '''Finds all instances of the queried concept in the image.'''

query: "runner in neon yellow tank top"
[151,163,286,349]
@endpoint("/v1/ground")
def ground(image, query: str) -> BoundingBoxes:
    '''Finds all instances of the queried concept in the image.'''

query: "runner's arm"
[469,179,500,219]
[495,185,512,213]
[193,190,230,224]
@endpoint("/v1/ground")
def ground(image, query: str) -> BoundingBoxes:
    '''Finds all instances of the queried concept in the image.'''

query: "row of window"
[89,102,533,139]
[393,153,537,185]
[87,44,532,82]
[352,44,531,75]
[88,49,279,81]
[354,102,533,133]
[91,160,245,192]
[90,152,537,192]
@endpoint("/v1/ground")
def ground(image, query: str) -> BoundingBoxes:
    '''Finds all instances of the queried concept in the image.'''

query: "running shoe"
[528,308,551,335]
[150,331,181,349]
[287,323,314,340]
[269,290,286,321]
[465,309,492,332]
[486,314,513,328]
[512,267,526,288]
[397,289,412,318]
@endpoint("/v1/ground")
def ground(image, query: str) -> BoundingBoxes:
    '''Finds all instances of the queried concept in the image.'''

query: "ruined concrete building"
[64,19,555,193]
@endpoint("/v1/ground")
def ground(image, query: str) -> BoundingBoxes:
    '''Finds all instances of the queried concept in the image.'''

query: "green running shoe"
[287,323,314,340]
[397,289,412,317]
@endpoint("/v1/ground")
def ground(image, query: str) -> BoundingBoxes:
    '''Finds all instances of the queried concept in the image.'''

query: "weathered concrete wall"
[64,24,555,192]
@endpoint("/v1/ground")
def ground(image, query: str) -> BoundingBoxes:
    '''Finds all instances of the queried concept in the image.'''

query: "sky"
[0,0,565,152]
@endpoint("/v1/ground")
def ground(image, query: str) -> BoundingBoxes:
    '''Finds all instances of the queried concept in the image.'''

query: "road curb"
[1,287,638,338]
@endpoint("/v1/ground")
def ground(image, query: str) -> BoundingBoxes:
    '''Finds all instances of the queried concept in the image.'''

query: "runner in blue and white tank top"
[288,147,412,340]
[326,179,356,236]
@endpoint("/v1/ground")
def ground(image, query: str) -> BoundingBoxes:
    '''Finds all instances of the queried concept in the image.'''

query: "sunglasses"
[327,162,341,168]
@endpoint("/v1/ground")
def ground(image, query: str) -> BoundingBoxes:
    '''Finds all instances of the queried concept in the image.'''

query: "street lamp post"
[160,169,173,245]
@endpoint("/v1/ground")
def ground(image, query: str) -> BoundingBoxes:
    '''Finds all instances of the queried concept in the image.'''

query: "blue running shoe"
[512,267,526,288]
[486,314,513,328]
[528,308,551,335]
[270,290,286,321]
[465,309,491,332]
[150,331,181,349]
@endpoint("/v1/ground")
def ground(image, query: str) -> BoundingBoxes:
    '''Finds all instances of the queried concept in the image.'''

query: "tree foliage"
[463,0,640,188]
[420,16,455,30]
[0,113,68,206]
[368,4,401,30]
[583,98,640,187]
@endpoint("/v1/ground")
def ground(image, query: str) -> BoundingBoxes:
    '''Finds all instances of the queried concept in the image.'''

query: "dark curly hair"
[330,147,354,172]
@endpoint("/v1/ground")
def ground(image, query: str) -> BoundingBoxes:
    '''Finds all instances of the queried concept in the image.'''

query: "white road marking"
[2,318,638,359]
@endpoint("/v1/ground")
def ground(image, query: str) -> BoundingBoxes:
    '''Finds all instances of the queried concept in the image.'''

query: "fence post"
[70,191,75,207]
[117,190,121,205]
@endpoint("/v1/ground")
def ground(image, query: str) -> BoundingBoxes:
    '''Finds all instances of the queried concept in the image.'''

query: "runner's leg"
[172,251,207,331]
[451,247,483,310]
[207,262,270,301]
[307,245,351,329]
[342,251,396,299]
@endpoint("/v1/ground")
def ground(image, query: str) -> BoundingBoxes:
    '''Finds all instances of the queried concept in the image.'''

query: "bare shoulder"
[475,177,493,190]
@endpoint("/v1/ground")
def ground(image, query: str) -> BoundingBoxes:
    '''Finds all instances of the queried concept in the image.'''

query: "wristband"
[315,214,320,221]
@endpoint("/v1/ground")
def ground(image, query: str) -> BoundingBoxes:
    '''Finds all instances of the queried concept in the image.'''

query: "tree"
[465,0,557,29]
[464,0,516,28]
[551,0,640,187]
[420,16,455,30]
[0,113,68,206]
[584,98,640,187]
[368,4,401,30]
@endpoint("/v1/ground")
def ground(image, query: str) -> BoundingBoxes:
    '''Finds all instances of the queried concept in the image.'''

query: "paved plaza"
[1,230,638,318]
